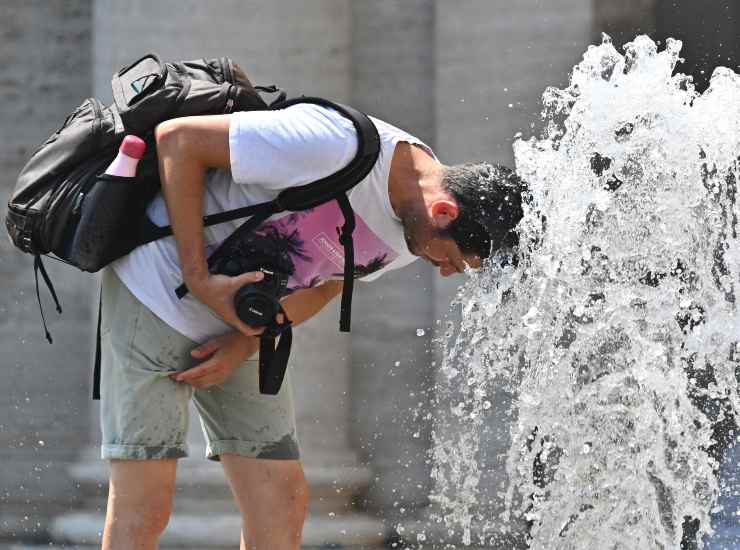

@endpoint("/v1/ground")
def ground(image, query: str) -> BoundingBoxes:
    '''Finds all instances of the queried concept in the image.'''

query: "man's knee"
[267,464,310,520]
[106,500,173,539]
[104,459,177,540]
[223,456,309,529]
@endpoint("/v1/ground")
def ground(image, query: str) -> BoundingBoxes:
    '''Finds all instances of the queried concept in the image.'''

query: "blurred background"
[1,1,737,548]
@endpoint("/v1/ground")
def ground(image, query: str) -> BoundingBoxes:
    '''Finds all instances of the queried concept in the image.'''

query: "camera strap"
[258,304,293,395]
[336,193,355,332]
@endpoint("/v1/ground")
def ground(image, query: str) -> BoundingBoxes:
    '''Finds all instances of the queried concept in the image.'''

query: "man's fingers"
[184,377,218,388]
[175,368,226,388]
[191,339,221,357]
[174,361,214,382]
[234,319,265,338]
[233,270,264,289]
[450,253,467,273]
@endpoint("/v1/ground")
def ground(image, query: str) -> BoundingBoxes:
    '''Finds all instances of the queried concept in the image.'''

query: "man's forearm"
[279,281,343,327]
[155,122,209,283]
[154,116,232,287]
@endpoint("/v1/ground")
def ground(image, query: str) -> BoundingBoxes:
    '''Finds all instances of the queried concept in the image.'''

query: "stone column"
[93,0,351,103]
[348,0,438,524]
[0,1,94,544]
[427,0,593,544]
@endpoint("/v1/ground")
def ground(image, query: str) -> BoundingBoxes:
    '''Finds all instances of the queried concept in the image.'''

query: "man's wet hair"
[441,162,527,259]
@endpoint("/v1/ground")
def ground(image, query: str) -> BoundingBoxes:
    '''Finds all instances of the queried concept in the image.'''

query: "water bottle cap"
[119,135,146,159]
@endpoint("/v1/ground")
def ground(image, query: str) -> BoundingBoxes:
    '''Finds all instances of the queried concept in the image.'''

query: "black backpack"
[6,53,381,396]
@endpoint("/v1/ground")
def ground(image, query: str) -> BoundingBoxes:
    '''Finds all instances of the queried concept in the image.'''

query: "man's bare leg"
[220,455,309,550]
[102,459,178,550]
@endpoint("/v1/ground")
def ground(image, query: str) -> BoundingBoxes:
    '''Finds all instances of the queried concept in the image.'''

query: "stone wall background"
[3,1,734,547]
[0,1,95,542]
[0,0,596,544]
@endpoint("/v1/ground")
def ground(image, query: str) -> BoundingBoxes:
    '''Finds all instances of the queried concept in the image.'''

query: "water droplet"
[416,328,426,336]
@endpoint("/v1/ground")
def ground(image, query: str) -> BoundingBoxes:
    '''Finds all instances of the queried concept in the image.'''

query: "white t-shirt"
[112,103,434,343]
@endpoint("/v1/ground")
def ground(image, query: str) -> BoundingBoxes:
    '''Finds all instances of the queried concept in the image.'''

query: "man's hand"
[175,280,342,389]
[171,331,259,388]
[187,271,269,337]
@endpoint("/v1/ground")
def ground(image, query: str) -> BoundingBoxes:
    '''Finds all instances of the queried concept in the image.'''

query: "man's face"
[400,201,482,276]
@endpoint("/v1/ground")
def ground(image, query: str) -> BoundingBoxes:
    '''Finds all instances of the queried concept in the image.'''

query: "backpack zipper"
[222,57,234,84]
[71,148,117,216]
[224,84,236,113]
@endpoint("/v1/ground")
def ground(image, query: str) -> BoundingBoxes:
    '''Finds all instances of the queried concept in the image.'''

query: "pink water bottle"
[105,135,146,177]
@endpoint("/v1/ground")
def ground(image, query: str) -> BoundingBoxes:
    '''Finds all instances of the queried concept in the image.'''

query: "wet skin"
[414,235,482,277]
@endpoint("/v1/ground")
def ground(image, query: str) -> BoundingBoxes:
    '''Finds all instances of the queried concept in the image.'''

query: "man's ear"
[429,199,459,229]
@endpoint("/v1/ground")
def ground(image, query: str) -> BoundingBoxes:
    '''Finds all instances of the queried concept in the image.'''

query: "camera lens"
[234,286,280,326]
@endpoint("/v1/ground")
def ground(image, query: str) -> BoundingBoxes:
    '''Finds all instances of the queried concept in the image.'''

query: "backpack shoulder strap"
[137,96,380,245]
[271,97,381,211]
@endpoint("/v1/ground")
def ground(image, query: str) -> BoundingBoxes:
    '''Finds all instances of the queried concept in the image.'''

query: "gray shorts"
[99,268,299,461]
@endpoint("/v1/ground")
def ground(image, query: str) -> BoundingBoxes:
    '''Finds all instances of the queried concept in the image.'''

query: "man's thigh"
[100,267,197,460]
[193,364,300,462]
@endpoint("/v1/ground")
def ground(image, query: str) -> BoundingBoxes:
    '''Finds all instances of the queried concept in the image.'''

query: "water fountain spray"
[430,35,739,549]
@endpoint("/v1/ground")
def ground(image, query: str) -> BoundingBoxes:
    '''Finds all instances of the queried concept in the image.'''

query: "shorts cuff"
[207,437,300,462]
[101,443,188,460]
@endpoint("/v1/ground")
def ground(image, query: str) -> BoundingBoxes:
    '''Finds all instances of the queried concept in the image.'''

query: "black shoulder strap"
[270,97,381,210]
[137,96,380,245]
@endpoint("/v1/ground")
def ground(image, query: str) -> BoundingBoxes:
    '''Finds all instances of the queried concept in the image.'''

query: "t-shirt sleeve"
[228,104,358,189]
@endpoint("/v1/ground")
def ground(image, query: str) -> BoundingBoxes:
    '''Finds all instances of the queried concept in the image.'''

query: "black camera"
[213,251,294,395]
[211,254,291,327]
[175,233,296,395]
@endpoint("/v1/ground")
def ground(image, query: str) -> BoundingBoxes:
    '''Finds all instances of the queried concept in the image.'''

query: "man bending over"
[99,101,526,549]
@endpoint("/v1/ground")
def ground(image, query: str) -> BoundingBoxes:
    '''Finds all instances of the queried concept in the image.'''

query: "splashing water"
[430,35,739,549]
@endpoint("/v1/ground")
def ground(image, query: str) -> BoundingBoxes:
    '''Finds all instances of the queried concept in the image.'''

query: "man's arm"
[279,280,344,327]
[155,115,265,336]
[174,281,344,388]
